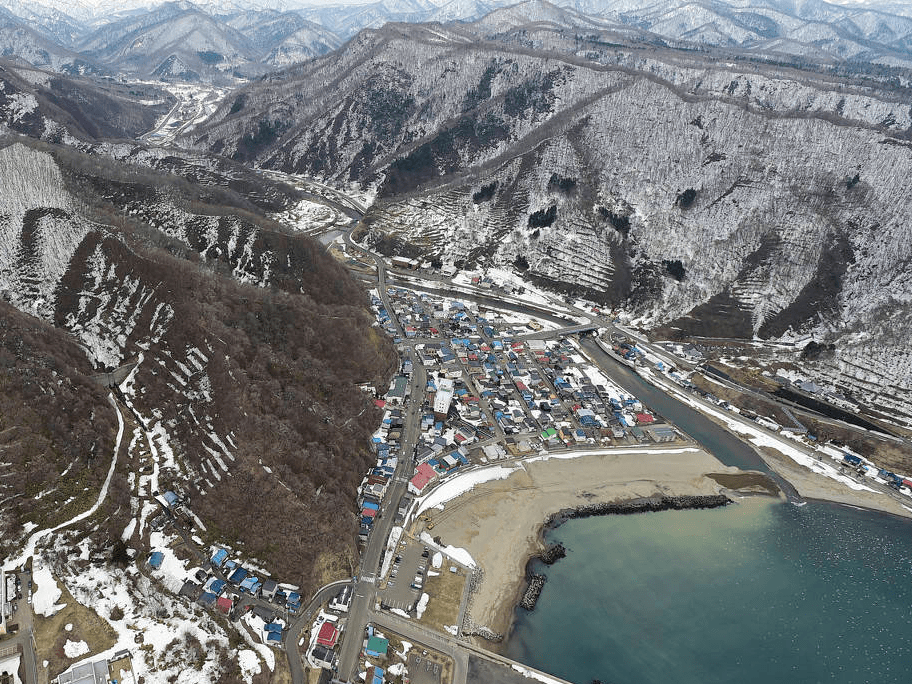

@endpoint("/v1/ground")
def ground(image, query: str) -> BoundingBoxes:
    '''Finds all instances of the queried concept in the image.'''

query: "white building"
[433,378,455,420]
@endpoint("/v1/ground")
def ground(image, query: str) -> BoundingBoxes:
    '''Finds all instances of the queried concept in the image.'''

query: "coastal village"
[5,249,912,684]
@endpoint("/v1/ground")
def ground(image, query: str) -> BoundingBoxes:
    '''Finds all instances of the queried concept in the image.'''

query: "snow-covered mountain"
[185,18,912,425]
[75,2,268,80]
[0,60,174,139]
[5,0,912,78]
[265,20,343,65]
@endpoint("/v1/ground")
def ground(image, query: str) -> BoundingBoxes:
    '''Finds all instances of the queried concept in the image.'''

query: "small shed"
[148,552,164,570]
[216,597,232,615]
[252,605,274,622]
[179,580,201,600]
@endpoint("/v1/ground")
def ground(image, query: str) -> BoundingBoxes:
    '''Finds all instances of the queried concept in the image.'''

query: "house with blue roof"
[229,567,248,584]
[265,622,283,634]
[287,592,301,611]
[266,631,282,645]
[240,576,261,594]
[211,548,229,567]
[148,551,164,570]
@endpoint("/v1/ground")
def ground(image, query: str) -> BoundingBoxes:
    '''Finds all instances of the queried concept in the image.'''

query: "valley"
[2,1,912,683]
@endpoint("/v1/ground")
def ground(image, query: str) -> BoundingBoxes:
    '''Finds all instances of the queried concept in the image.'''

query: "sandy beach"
[417,442,912,646]
[419,447,741,641]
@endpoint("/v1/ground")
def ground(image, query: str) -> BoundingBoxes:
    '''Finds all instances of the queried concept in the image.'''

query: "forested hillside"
[0,137,397,590]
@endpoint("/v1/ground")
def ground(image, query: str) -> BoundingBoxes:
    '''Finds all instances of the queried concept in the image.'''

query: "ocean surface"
[505,498,912,684]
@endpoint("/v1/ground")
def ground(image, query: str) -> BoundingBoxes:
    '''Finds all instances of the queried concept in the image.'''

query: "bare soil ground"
[33,573,117,681]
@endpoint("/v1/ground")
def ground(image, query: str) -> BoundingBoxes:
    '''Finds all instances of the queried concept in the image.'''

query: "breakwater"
[539,542,566,565]
[546,494,731,528]
[507,498,912,684]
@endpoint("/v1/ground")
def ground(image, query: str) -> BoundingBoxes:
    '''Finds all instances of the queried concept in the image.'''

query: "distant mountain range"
[184,5,912,425]
[4,0,912,81]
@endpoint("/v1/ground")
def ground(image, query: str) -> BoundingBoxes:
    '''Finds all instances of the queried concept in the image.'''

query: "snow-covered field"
[415,465,520,515]
[273,197,349,238]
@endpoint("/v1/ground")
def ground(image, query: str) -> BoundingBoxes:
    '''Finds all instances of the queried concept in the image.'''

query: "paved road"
[283,579,352,684]
[2,570,38,684]
[370,611,468,684]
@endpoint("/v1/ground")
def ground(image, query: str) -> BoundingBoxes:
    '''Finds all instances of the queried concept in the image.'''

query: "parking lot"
[378,537,430,612]
[408,652,442,684]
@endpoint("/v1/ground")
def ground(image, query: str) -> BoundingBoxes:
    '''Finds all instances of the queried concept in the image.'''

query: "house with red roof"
[408,463,437,495]
[317,621,338,648]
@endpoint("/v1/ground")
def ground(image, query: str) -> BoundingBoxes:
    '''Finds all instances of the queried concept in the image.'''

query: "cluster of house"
[358,625,392,684]
[304,586,352,670]
[164,547,302,647]
[381,288,540,345]
[149,489,194,532]
[359,375,409,541]
[368,289,683,501]
[841,453,912,494]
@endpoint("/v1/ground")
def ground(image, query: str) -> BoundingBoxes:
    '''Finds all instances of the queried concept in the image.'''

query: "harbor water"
[505,498,912,684]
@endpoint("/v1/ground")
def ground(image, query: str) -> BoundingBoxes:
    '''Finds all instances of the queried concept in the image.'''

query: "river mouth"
[706,471,780,496]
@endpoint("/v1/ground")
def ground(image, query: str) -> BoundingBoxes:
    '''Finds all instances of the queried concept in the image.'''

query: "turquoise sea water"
[505,499,912,684]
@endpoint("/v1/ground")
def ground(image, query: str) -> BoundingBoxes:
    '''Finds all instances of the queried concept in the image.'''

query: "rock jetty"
[538,542,566,565]
[520,573,547,611]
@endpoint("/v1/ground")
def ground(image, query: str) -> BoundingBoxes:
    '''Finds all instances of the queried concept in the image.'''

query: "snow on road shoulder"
[658,376,879,494]
[522,446,699,465]
[380,526,403,580]
[3,394,124,571]
[416,465,519,515]
[512,663,567,684]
